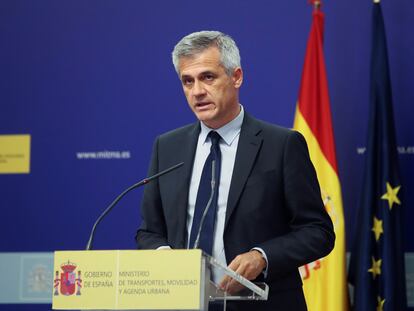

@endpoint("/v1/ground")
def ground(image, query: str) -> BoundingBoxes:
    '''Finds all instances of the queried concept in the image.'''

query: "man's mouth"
[195,102,213,109]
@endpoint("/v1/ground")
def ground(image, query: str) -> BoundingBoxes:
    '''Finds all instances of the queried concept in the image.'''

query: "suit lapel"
[225,114,263,229]
[173,122,200,247]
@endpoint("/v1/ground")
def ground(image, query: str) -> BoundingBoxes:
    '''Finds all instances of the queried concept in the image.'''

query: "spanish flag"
[293,2,350,310]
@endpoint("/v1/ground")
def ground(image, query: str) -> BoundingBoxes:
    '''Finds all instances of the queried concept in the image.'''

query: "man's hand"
[219,250,267,294]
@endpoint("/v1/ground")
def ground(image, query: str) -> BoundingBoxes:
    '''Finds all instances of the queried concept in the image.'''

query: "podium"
[52,249,268,310]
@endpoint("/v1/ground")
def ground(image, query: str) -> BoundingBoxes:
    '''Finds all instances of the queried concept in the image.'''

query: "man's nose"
[192,80,206,97]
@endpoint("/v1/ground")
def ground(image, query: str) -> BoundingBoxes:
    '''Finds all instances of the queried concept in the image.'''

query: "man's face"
[178,47,243,129]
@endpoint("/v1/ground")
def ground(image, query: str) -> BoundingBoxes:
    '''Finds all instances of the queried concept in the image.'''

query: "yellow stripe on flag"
[294,108,349,310]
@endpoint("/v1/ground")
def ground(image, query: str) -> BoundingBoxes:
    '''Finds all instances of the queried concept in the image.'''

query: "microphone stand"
[86,162,184,250]
[193,160,216,250]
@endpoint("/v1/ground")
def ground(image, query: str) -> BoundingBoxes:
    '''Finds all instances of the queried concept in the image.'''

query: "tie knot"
[208,131,221,147]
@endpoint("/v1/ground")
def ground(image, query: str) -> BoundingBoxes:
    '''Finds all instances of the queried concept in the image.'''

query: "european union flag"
[348,2,407,310]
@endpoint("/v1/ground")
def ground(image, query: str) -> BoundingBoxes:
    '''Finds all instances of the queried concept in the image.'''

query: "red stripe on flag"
[297,10,338,172]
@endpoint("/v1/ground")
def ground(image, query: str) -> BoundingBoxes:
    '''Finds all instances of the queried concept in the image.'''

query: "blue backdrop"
[0,0,413,309]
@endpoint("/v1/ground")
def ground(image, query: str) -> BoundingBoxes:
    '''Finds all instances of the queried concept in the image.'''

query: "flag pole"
[311,0,321,10]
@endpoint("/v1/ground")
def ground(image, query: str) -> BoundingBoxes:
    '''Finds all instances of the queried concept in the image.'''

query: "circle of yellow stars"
[370,182,401,245]
[366,181,401,310]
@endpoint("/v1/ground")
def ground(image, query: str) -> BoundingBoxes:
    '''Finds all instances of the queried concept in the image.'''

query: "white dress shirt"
[186,107,244,278]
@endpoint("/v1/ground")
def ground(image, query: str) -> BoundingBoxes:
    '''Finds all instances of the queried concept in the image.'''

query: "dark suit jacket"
[136,113,335,311]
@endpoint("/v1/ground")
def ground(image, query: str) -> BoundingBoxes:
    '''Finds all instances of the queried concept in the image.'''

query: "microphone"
[193,159,217,250]
[86,162,184,250]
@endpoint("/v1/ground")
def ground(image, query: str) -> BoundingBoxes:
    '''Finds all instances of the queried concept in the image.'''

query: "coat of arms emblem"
[54,261,82,296]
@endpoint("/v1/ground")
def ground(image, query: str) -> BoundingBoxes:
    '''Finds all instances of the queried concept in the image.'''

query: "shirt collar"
[199,105,244,146]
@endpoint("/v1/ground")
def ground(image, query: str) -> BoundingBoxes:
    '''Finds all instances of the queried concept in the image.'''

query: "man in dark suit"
[136,31,335,311]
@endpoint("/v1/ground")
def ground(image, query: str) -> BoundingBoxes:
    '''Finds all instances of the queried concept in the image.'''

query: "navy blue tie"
[189,131,221,255]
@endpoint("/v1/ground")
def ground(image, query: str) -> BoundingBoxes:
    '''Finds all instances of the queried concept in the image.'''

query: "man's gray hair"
[172,30,241,76]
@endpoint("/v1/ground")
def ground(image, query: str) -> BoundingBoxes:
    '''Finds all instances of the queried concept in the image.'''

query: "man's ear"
[232,67,243,89]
